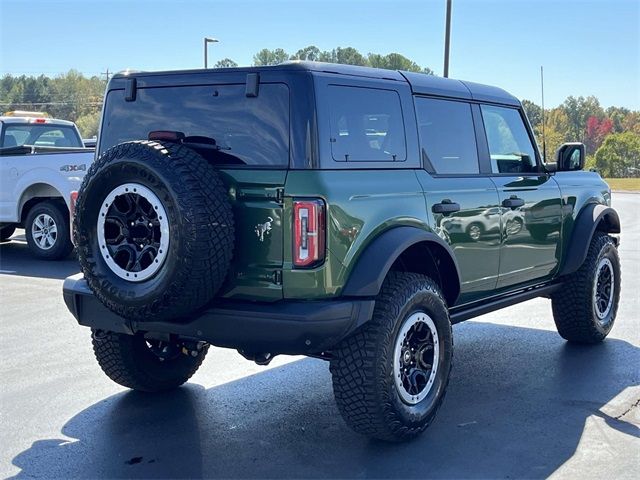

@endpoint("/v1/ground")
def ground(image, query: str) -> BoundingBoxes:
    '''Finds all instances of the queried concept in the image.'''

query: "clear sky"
[1,0,638,109]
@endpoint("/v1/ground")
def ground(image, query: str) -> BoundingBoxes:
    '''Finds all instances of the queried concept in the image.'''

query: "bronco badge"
[255,217,273,242]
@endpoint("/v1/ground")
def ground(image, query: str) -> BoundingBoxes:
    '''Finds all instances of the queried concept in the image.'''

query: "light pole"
[204,37,219,68]
[443,0,452,77]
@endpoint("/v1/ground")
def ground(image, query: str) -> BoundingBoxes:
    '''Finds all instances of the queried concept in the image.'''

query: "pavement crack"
[613,397,640,421]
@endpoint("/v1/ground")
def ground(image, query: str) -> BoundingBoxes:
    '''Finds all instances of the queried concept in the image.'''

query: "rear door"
[479,104,563,288]
[414,97,501,305]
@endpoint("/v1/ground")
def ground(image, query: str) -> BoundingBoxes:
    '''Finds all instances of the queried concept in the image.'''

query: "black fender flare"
[559,203,620,276]
[341,226,461,306]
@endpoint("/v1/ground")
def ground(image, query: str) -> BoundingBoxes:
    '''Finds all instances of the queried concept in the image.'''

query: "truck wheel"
[25,201,73,260]
[552,233,620,343]
[330,272,453,441]
[0,225,16,242]
[75,141,234,322]
[92,330,208,392]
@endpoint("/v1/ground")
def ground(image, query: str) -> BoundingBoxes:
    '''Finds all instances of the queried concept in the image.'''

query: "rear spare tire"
[75,141,234,322]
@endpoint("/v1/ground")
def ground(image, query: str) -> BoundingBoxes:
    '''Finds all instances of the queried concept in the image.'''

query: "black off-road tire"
[330,272,453,442]
[552,233,620,343]
[75,141,234,322]
[25,201,73,260]
[0,225,16,242]
[92,330,208,392]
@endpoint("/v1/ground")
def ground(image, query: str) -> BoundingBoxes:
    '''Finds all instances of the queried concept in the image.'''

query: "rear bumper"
[63,274,375,355]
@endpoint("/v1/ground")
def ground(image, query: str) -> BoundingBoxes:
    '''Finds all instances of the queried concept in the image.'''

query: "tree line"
[522,97,640,177]
[1,45,638,177]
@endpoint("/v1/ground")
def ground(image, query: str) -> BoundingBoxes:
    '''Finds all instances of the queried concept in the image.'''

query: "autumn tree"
[585,116,613,155]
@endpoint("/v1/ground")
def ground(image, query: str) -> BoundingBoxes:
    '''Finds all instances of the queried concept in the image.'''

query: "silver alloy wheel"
[97,183,169,282]
[31,213,57,250]
[468,224,481,241]
[593,257,615,321]
[393,311,440,405]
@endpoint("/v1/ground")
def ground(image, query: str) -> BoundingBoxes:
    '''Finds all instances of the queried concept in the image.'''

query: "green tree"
[290,45,321,61]
[383,53,424,73]
[605,106,631,133]
[521,99,542,130]
[594,132,640,177]
[75,111,101,138]
[253,48,289,66]
[335,47,367,66]
[214,58,238,68]
[621,111,640,135]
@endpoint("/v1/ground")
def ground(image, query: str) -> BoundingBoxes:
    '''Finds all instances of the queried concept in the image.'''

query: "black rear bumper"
[63,274,375,355]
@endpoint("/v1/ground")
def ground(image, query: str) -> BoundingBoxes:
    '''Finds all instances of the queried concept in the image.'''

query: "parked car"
[63,62,620,441]
[0,115,94,259]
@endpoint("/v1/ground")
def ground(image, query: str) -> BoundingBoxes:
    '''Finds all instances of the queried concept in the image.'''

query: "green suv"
[64,62,621,441]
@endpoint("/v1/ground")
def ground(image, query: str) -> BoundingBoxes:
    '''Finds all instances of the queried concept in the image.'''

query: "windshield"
[100,83,290,167]
[1,124,83,148]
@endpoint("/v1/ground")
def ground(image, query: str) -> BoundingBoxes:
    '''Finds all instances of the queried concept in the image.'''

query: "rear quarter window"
[99,83,290,167]
[327,85,406,162]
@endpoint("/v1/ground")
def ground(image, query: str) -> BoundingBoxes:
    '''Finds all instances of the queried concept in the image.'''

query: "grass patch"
[605,178,640,191]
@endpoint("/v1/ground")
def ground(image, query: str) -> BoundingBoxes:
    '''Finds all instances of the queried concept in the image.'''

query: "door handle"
[502,196,525,209]
[432,199,461,215]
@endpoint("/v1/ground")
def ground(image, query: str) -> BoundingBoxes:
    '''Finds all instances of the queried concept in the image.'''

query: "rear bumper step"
[63,274,375,355]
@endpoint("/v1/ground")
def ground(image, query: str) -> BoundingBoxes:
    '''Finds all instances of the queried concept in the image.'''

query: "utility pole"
[541,66,547,162]
[101,68,111,83]
[443,0,452,77]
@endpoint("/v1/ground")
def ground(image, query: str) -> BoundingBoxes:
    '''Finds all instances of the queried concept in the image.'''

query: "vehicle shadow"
[0,234,79,280]
[10,323,639,479]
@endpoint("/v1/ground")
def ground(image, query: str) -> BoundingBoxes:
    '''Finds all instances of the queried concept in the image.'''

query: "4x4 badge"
[255,217,273,242]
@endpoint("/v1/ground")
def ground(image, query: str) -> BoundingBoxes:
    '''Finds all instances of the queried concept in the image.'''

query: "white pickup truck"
[0,115,94,259]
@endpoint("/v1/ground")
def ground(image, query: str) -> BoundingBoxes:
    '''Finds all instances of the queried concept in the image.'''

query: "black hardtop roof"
[113,61,520,106]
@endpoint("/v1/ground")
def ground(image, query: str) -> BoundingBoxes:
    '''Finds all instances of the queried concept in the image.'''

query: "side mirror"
[556,142,585,171]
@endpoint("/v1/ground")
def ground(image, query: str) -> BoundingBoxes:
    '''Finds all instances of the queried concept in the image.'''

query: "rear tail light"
[70,191,78,218]
[293,199,325,268]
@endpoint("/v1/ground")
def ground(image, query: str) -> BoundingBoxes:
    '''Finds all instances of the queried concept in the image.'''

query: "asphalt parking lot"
[1,193,638,479]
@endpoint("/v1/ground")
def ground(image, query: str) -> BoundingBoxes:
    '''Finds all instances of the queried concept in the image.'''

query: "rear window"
[99,83,290,166]
[1,124,83,148]
[327,85,406,162]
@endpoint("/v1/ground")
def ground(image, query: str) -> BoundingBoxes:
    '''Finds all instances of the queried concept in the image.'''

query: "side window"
[414,97,479,174]
[328,85,406,162]
[481,105,538,174]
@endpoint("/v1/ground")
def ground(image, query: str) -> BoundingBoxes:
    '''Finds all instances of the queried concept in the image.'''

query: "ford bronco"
[63,62,621,441]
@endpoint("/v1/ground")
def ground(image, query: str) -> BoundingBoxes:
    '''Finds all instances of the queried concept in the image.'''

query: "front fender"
[559,203,620,276]
[342,226,461,306]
